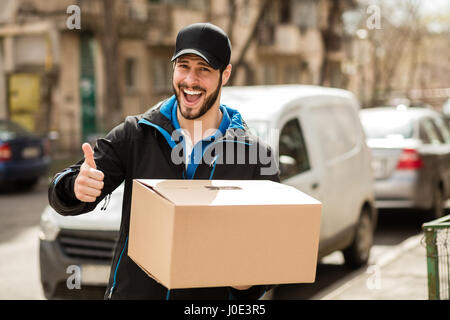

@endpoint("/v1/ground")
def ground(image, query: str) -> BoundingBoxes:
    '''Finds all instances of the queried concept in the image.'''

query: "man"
[48,22,279,300]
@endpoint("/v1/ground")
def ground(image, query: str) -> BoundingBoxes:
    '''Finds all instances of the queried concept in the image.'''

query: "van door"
[276,113,324,240]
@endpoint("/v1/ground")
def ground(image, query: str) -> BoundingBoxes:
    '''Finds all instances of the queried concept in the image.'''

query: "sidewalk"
[320,234,429,300]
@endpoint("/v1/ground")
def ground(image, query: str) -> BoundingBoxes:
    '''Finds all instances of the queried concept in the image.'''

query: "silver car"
[359,106,450,219]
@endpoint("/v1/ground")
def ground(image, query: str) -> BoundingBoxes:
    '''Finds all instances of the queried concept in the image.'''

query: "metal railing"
[423,214,450,300]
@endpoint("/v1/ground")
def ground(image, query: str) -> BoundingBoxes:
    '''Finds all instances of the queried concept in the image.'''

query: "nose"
[183,69,200,87]
[184,70,198,87]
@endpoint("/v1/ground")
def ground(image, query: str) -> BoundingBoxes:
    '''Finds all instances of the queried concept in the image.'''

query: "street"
[0,178,444,300]
[0,178,49,299]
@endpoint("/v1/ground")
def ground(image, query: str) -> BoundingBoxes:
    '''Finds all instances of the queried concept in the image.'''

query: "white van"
[221,85,377,268]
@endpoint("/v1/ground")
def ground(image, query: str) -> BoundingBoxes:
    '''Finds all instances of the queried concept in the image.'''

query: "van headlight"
[39,210,60,241]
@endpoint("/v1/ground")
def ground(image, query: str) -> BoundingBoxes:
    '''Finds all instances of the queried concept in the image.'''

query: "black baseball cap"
[171,22,231,70]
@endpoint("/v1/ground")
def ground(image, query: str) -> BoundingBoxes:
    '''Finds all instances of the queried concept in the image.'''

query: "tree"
[227,0,270,85]
[100,0,122,131]
[320,0,358,87]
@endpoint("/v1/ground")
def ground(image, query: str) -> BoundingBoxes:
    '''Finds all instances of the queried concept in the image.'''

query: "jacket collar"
[140,95,250,142]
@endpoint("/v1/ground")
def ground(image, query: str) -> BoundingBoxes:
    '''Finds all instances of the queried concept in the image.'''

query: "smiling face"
[172,54,230,120]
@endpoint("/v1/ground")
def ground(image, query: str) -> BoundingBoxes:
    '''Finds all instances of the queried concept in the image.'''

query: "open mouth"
[181,88,204,106]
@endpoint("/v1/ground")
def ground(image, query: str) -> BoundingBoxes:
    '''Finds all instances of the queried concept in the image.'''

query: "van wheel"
[343,207,373,269]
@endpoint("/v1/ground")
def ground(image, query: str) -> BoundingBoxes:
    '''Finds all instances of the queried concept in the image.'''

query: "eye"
[176,63,189,69]
[200,67,211,72]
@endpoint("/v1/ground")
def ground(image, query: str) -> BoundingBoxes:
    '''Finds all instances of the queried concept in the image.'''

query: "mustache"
[178,83,206,93]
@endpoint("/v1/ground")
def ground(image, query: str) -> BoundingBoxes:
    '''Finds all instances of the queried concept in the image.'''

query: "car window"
[311,105,358,161]
[445,117,450,129]
[418,121,431,144]
[279,118,311,180]
[433,118,450,144]
[359,111,414,139]
[0,120,29,134]
[420,118,444,145]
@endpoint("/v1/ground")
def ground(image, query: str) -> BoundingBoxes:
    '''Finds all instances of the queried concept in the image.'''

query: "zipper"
[108,236,129,299]
[190,140,251,180]
[209,159,217,179]
[101,193,111,211]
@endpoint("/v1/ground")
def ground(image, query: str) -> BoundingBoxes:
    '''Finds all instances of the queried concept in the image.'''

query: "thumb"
[82,142,96,169]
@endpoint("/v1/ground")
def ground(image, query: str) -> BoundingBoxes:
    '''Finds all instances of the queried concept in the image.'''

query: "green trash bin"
[422,215,450,300]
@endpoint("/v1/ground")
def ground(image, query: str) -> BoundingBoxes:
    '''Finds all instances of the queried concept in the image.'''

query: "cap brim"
[171,49,221,70]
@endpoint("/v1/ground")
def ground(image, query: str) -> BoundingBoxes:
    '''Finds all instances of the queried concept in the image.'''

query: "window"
[125,58,137,90]
[279,0,291,23]
[285,64,299,84]
[360,111,414,139]
[279,118,311,180]
[291,0,317,30]
[263,64,277,85]
[419,121,431,144]
[420,118,445,145]
[152,59,172,93]
[433,118,450,144]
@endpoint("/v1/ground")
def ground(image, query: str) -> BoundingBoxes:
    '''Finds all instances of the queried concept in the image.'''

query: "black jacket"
[48,96,280,300]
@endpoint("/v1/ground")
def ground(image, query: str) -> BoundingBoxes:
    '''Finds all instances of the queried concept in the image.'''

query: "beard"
[173,73,222,120]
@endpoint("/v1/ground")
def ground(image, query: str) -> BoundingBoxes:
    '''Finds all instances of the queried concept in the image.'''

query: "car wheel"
[343,207,373,269]
[428,186,444,221]
[15,177,39,190]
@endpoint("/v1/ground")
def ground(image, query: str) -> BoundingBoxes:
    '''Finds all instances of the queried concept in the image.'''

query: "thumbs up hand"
[74,143,105,202]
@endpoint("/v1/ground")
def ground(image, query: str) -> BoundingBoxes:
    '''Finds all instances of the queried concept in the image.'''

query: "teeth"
[183,89,202,95]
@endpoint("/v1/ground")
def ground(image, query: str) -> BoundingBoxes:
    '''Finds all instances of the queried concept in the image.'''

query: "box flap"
[135,179,321,206]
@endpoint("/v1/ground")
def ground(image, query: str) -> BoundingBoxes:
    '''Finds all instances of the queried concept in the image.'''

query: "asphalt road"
[0,178,447,300]
[0,178,49,299]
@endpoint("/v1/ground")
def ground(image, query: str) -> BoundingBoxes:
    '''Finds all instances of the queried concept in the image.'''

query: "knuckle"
[78,175,87,184]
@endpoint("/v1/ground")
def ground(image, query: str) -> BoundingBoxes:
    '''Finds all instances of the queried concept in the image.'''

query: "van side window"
[279,118,311,180]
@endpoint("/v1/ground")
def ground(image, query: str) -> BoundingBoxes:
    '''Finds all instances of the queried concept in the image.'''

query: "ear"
[221,64,232,86]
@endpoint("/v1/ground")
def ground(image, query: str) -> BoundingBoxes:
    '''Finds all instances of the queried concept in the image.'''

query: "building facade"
[0,0,345,154]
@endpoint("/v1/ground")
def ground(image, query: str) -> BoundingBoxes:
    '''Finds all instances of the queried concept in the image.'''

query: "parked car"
[39,85,377,299]
[0,119,50,189]
[359,106,450,219]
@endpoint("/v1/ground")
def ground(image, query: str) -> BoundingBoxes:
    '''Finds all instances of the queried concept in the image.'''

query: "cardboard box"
[128,179,321,289]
